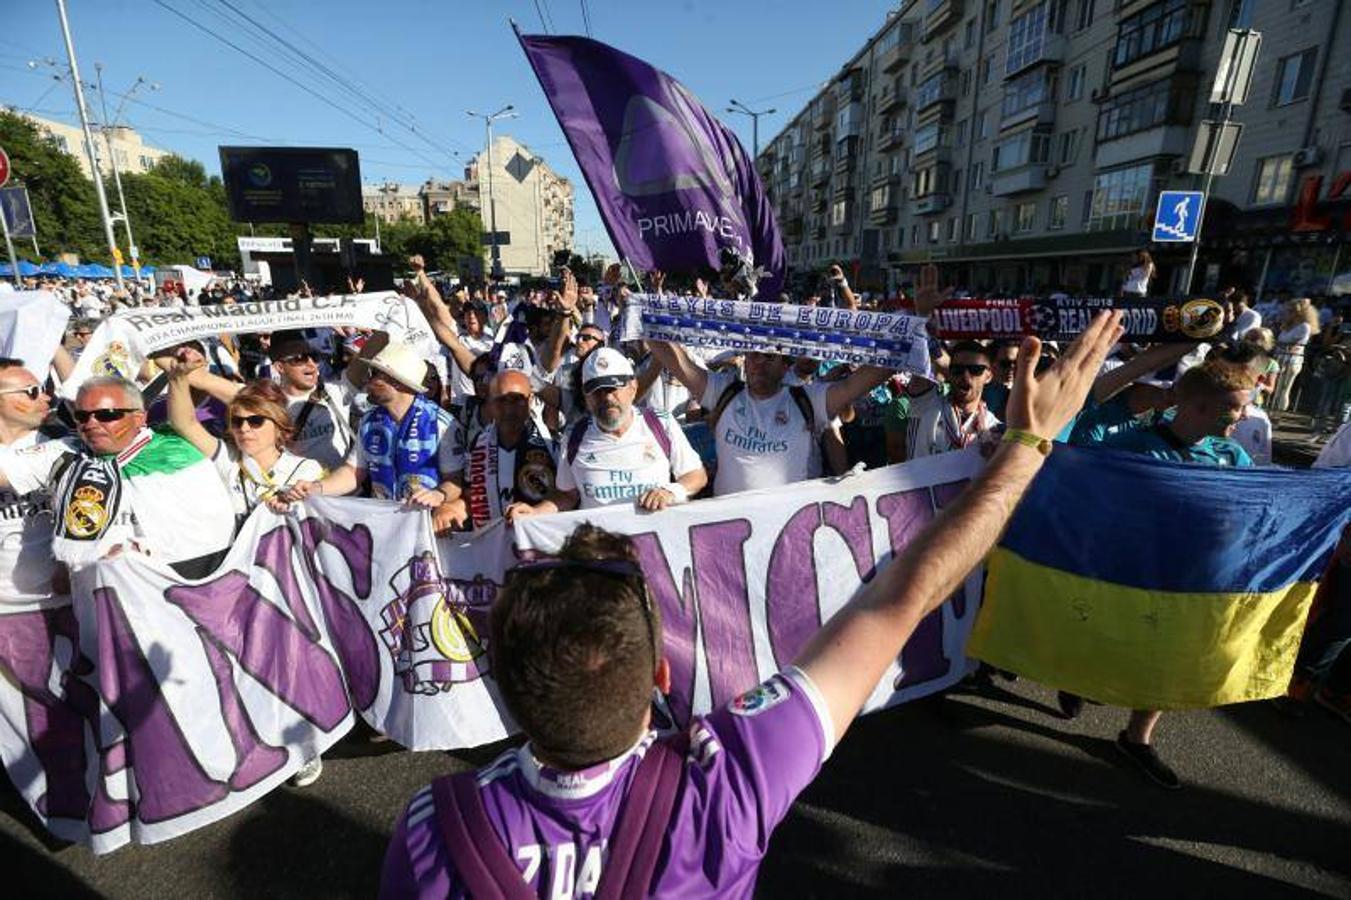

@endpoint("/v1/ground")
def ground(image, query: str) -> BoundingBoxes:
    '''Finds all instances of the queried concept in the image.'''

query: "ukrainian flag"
[967,446,1351,709]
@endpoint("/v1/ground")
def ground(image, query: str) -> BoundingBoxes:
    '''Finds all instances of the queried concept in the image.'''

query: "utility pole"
[467,105,517,281]
[726,99,777,159]
[54,0,123,290]
[92,65,157,277]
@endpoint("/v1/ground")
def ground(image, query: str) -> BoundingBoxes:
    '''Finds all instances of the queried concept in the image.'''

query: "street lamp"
[466,104,517,281]
[92,64,159,275]
[726,99,776,159]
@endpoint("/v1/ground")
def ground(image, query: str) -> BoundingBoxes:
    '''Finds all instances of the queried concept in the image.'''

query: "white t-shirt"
[211,443,324,516]
[0,431,235,567]
[1121,265,1151,296]
[1277,323,1312,350]
[0,431,62,609]
[701,371,832,496]
[640,357,693,421]
[556,408,702,508]
[1230,406,1272,466]
[1229,308,1262,342]
[449,332,493,406]
[285,379,358,472]
[1315,421,1351,468]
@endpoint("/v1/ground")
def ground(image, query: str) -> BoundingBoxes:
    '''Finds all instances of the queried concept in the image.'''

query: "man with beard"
[902,341,1002,459]
[512,348,705,514]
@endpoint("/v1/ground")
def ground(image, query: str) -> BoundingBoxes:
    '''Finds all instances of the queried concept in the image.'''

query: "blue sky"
[0,0,896,257]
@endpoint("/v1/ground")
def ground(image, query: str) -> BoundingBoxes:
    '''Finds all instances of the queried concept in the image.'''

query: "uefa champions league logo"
[378,551,491,695]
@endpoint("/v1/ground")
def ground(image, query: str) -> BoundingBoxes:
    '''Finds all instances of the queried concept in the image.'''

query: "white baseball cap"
[581,347,635,393]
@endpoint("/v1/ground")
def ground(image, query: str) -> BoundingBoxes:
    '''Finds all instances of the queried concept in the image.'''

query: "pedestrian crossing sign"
[1152,191,1204,243]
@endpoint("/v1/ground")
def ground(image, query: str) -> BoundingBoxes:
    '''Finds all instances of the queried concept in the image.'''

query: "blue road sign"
[1153,191,1204,243]
[195,256,212,270]
[0,186,35,239]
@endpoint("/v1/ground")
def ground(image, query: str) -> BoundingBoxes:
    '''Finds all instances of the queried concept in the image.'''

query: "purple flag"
[517,32,785,298]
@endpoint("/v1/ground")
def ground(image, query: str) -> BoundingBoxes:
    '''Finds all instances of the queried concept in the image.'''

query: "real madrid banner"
[925,296,1228,343]
[622,292,933,374]
[58,292,438,399]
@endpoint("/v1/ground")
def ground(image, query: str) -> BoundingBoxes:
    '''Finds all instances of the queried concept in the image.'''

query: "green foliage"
[386,207,483,272]
[117,155,247,268]
[0,110,104,261]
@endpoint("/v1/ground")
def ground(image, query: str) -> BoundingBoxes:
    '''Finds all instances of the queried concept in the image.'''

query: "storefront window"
[1087,162,1155,231]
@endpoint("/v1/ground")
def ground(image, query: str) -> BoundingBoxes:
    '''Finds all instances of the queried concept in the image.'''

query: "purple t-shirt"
[380,668,832,899]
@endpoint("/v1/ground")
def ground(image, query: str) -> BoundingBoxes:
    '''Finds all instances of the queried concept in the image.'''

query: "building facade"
[758,0,1350,299]
[461,135,575,277]
[11,111,171,180]
[362,183,425,224]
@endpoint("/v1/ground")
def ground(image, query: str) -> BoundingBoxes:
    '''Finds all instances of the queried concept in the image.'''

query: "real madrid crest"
[64,485,108,538]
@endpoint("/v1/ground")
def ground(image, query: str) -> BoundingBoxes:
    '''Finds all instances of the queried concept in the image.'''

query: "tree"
[117,155,246,268]
[0,110,104,261]
[402,208,482,272]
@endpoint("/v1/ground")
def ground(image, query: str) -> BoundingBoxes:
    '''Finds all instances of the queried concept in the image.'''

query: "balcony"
[810,160,830,187]
[875,80,905,115]
[831,213,855,235]
[877,126,905,151]
[836,72,865,105]
[810,191,828,213]
[912,193,951,215]
[833,139,858,174]
[835,101,864,138]
[1001,99,1057,132]
[784,215,805,239]
[1093,124,1191,169]
[871,171,901,190]
[831,170,856,195]
[879,38,910,73]
[1004,34,1067,79]
[914,73,957,117]
[923,0,963,42]
[811,96,837,131]
[869,202,899,226]
[990,163,1049,196]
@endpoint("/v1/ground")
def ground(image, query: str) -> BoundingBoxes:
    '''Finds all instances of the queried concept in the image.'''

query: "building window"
[832,200,847,225]
[960,69,972,97]
[1002,68,1056,119]
[1006,1,1057,77]
[913,123,947,156]
[1227,0,1254,28]
[1058,130,1079,165]
[967,212,981,239]
[976,111,989,140]
[1067,64,1086,101]
[1048,194,1069,230]
[1273,49,1317,107]
[986,0,1002,30]
[911,224,920,245]
[992,129,1051,172]
[871,185,891,211]
[928,221,942,243]
[916,72,948,109]
[965,18,977,48]
[1113,0,1191,70]
[956,119,968,146]
[1016,202,1036,233]
[988,208,1006,237]
[952,167,963,196]
[1096,77,1193,142]
[1081,189,1093,227]
[1252,155,1294,205]
[970,160,986,189]
[1074,0,1095,31]
[947,217,959,242]
[1087,162,1154,231]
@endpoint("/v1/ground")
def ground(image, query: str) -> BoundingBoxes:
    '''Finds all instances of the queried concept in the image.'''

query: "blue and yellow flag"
[967,447,1351,709]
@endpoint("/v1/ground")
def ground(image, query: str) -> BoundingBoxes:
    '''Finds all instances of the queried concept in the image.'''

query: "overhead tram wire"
[532,0,552,33]
[539,0,558,32]
[579,0,594,37]
[148,0,449,171]
[200,0,470,156]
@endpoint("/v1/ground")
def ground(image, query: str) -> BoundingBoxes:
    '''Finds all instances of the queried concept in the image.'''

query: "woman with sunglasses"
[165,357,323,520]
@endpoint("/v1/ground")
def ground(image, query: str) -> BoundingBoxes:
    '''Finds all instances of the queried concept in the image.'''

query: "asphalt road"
[3,679,1348,899]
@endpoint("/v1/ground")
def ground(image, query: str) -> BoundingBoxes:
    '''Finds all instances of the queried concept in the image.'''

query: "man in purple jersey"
[381,305,1126,898]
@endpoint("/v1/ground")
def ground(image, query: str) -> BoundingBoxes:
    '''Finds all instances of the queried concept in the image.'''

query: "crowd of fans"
[1,258,1349,896]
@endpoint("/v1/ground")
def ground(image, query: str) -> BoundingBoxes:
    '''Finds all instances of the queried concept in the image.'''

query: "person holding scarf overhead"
[280,341,467,533]
[0,375,236,578]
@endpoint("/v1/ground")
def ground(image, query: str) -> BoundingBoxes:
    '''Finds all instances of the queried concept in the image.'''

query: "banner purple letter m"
[517,31,785,298]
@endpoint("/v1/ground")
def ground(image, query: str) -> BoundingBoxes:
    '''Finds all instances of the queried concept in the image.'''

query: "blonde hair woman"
[1243,326,1279,407]
[1271,298,1320,412]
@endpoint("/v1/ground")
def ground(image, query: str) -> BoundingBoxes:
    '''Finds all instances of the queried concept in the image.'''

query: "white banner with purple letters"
[0,451,979,853]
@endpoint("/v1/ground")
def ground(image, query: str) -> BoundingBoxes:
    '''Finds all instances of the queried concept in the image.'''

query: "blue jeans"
[1295,560,1351,693]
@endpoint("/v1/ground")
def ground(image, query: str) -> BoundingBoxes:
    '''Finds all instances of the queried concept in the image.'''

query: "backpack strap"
[565,415,592,466]
[707,379,746,434]
[787,384,816,434]
[431,774,536,900]
[595,735,688,900]
[639,406,673,465]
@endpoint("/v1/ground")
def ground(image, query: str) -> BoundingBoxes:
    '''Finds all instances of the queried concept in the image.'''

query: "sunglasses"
[281,353,320,365]
[230,414,270,430]
[73,408,137,424]
[577,332,605,344]
[950,363,990,376]
[505,557,655,655]
[0,384,43,401]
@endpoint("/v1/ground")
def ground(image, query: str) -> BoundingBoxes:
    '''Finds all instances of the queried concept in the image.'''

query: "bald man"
[466,370,557,528]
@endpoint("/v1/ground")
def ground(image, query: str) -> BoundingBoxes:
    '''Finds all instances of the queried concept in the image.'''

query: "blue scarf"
[360,394,444,500]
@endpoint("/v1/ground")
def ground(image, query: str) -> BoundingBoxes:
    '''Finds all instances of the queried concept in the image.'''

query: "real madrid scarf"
[466,421,555,528]
[361,395,443,500]
[52,428,152,566]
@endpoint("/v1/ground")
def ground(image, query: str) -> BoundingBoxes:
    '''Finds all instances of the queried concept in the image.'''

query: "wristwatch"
[1001,428,1052,456]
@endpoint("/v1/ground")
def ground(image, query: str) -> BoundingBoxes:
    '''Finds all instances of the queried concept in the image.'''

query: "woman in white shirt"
[1271,298,1320,412]
[165,360,323,517]
[1121,249,1155,297]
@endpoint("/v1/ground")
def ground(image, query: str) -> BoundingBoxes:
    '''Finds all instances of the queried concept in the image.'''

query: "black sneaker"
[1057,691,1083,720]
[1115,731,1182,790]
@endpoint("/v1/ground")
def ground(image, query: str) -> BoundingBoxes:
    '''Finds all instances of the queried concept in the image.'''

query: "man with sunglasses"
[901,341,1001,460]
[0,359,62,609]
[382,313,1126,899]
[268,331,360,472]
[0,375,235,578]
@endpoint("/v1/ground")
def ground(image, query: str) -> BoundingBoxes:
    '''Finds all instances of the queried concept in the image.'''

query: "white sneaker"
[289,757,323,788]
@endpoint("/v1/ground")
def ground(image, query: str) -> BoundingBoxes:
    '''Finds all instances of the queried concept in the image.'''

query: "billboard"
[218,147,363,224]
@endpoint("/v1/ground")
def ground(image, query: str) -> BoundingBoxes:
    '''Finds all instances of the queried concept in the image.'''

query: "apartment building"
[9,110,171,181]
[361,183,425,224]
[758,0,1350,298]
